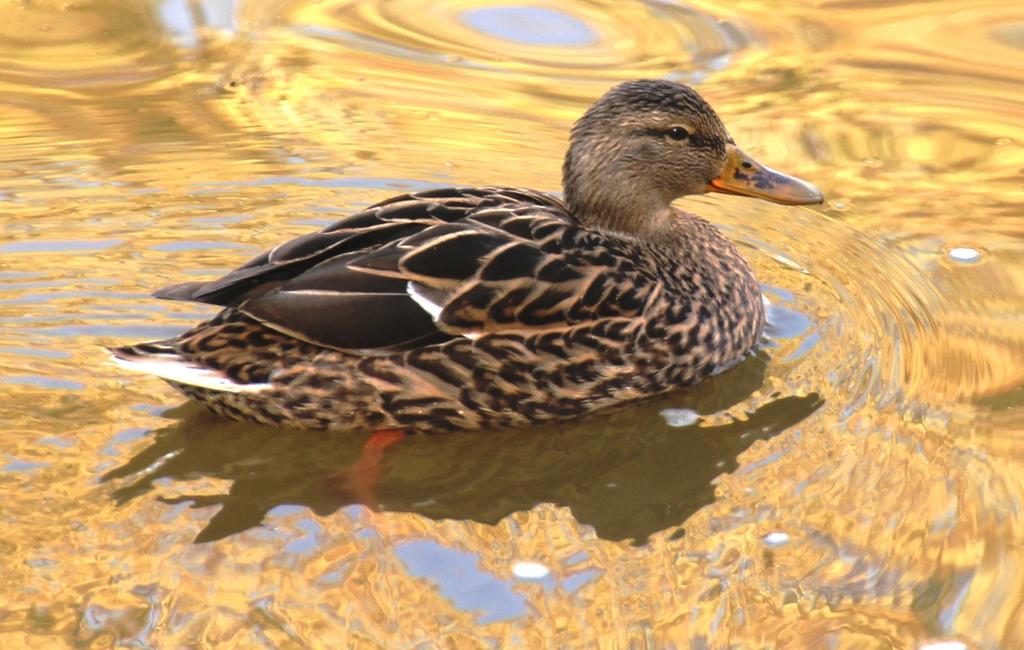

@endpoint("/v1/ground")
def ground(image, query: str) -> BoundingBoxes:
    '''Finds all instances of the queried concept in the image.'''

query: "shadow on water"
[103,353,822,543]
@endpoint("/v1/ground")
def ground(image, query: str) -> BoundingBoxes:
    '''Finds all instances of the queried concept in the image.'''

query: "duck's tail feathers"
[108,343,271,394]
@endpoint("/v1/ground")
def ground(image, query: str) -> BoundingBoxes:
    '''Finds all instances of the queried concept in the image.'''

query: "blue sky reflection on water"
[461,6,596,46]
[394,539,529,624]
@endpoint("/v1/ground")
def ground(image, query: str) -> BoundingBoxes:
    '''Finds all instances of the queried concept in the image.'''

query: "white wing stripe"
[406,281,444,320]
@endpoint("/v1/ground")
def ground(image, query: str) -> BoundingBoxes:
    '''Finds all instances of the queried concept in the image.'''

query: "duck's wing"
[155,187,652,351]
[154,187,558,305]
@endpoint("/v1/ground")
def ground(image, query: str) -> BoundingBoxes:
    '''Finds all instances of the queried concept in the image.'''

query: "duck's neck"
[562,140,676,237]
[563,180,681,239]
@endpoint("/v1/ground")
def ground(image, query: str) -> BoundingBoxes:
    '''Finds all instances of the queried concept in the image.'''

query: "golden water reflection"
[1,0,1023,646]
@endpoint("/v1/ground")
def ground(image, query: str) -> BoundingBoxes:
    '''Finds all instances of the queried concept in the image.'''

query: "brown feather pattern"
[113,186,764,431]
[109,80,802,432]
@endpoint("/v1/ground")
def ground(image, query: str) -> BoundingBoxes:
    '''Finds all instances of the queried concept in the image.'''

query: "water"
[1,0,1023,646]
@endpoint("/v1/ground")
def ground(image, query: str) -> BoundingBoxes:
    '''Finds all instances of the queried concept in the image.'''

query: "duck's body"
[112,80,821,432]
[114,187,763,430]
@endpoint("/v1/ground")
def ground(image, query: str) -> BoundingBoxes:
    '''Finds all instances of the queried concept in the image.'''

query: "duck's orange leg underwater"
[327,428,407,507]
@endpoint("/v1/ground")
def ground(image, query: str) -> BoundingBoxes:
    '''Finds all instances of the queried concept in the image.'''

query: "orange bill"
[708,145,823,205]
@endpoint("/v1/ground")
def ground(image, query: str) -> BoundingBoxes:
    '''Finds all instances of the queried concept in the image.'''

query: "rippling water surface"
[2,0,1023,646]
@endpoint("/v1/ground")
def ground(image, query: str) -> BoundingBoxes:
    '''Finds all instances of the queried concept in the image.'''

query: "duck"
[111,79,822,433]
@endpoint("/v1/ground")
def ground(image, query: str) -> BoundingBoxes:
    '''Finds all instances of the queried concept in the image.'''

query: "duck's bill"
[707,145,823,205]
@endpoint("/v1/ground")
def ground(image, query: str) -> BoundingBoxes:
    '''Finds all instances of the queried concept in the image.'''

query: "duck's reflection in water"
[103,353,821,543]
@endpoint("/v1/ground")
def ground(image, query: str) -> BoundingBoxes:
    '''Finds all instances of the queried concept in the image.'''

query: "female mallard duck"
[112,79,822,432]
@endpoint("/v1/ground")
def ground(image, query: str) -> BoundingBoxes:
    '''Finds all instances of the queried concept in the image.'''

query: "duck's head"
[562,79,823,235]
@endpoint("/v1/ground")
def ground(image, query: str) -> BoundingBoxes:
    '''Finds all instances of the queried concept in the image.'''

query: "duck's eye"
[667,126,689,141]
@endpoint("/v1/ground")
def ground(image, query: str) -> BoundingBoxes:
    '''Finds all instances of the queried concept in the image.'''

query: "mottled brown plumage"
[111,79,822,431]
